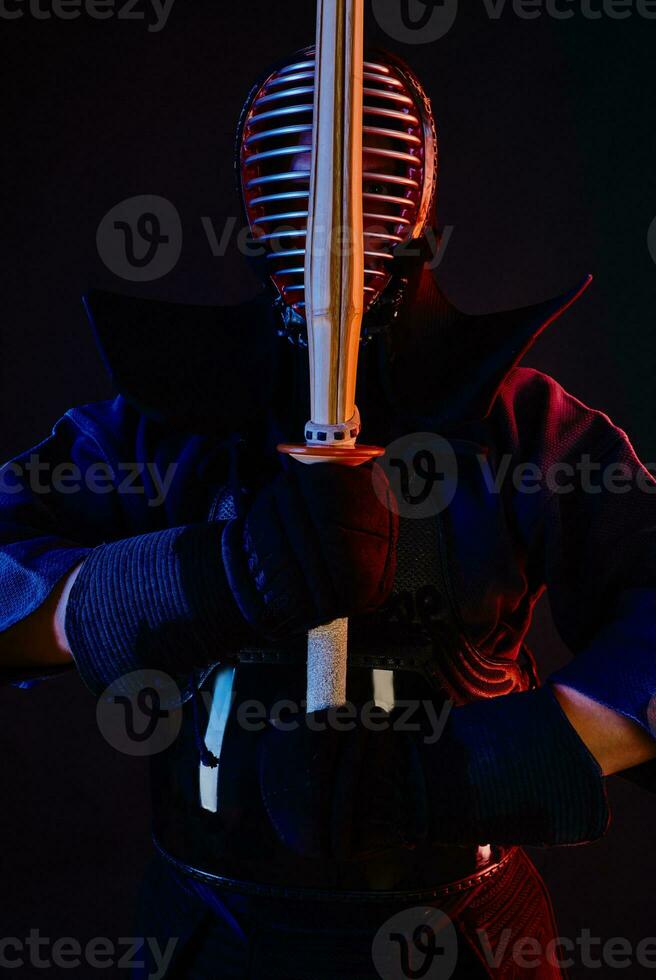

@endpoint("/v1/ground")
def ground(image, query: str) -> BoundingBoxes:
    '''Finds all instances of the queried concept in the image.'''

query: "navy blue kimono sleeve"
[547,428,656,736]
[502,370,656,746]
[0,396,191,686]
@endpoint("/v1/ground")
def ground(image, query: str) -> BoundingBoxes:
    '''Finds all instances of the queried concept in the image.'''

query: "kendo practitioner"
[1,34,656,980]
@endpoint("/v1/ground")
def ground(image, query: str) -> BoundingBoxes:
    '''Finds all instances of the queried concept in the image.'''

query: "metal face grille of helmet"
[237,46,437,323]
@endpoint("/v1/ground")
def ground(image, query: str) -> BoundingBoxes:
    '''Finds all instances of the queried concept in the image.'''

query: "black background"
[1,1,655,977]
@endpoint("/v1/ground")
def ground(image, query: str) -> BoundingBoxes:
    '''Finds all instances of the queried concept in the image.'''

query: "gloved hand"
[66,460,397,695]
[259,704,428,861]
[222,460,398,639]
[66,521,248,695]
[258,687,610,860]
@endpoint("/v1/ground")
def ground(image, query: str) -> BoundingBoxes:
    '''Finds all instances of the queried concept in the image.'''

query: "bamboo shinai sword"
[278,0,384,712]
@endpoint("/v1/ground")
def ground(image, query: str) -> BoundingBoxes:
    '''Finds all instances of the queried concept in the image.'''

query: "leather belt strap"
[154,837,517,904]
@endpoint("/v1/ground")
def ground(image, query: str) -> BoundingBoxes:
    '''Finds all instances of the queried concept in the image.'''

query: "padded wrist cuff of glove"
[427,685,610,846]
[221,514,327,640]
[65,523,252,695]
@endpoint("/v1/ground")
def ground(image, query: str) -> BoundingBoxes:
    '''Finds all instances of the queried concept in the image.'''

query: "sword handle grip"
[278,443,384,713]
[306,617,349,712]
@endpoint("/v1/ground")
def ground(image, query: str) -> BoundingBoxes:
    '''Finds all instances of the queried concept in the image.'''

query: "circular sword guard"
[278,443,384,466]
[278,409,383,465]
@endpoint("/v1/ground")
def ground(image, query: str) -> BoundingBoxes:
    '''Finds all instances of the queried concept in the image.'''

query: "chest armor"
[151,507,533,899]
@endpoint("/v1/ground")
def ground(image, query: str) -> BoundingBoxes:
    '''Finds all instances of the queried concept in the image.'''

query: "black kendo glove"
[66,461,397,695]
[65,521,248,696]
[222,460,398,639]
[258,686,610,859]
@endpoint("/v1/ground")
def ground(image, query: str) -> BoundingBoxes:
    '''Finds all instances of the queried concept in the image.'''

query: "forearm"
[552,683,656,776]
[419,683,655,846]
[421,685,610,846]
[0,565,81,668]
[0,523,251,692]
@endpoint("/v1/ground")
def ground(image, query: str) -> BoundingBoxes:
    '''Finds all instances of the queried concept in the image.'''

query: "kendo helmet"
[236,45,438,343]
